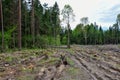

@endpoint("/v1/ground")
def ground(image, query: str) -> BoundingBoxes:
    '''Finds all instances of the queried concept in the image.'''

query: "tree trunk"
[84,32,87,45]
[24,7,27,48]
[67,24,70,48]
[31,0,35,47]
[18,0,22,50]
[54,25,56,45]
[0,0,4,52]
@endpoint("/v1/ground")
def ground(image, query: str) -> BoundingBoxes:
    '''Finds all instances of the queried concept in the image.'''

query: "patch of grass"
[67,67,79,75]
[66,57,74,66]
[43,50,53,56]
[5,56,14,62]
[40,57,59,66]
[66,49,75,54]
[17,75,34,80]
[22,68,33,73]
[4,49,17,54]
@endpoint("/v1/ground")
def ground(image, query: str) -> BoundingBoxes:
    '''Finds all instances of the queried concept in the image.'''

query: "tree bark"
[18,0,22,50]
[67,23,70,48]
[84,31,87,45]
[0,0,4,52]
[31,0,35,47]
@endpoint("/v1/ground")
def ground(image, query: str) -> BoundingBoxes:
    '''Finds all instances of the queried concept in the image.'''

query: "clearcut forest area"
[0,45,120,80]
[0,0,120,80]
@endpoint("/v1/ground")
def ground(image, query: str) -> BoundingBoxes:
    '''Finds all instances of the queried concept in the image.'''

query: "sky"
[40,0,120,30]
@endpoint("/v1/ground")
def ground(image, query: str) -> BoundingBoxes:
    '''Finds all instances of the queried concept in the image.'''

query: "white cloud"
[40,0,120,29]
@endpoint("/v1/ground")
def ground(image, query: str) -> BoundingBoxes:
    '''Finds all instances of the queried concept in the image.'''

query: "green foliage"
[71,15,120,45]
[0,25,16,49]
[61,4,75,48]
[1,0,62,50]
[71,24,84,44]
[1,0,120,50]
[35,35,61,48]
[62,36,67,44]
[61,4,75,22]
[71,23,104,45]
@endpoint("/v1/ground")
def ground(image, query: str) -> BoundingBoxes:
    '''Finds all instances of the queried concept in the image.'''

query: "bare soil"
[0,45,120,80]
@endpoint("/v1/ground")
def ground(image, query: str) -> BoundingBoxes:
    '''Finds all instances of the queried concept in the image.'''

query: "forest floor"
[0,45,120,80]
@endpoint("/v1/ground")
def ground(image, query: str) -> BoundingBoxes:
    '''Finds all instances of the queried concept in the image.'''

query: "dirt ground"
[0,45,120,80]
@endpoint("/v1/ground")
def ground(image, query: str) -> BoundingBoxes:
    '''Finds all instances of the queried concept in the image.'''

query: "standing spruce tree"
[34,0,43,47]
[52,2,60,45]
[116,14,120,43]
[61,4,75,48]
[21,0,29,48]
[1,0,18,49]
[18,0,21,50]
[113,23,119,44]
[0,0,4,51]
[99,26,104,44]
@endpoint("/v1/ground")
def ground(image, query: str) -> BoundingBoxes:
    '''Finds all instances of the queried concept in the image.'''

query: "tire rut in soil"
[70,48,120,80]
